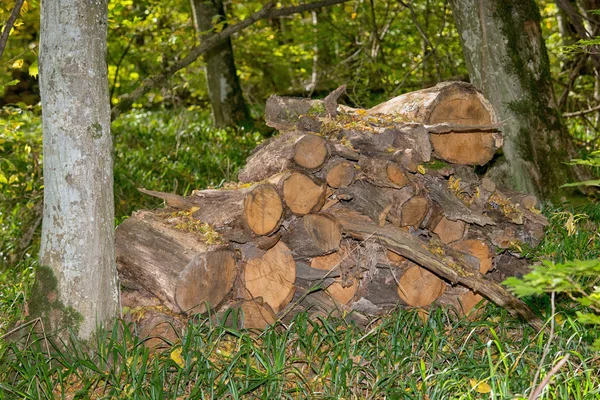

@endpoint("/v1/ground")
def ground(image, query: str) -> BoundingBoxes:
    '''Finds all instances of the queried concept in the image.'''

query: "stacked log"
[117,82,547,332]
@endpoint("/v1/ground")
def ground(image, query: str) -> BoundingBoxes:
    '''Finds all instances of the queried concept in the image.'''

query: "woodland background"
[0,0,599,398]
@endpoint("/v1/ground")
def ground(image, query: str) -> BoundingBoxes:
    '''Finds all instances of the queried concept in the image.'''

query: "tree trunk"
[35,0,119,340]
[449,0,580,200]
[191,0,250,127]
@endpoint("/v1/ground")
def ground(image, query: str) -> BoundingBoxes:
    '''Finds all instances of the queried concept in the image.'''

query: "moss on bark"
[28,265,83,337]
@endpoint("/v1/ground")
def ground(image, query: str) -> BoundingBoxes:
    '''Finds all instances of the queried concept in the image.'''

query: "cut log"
[175,250,237,314]
[282,213,342,258]
[243,241,296,313]
[400,195,429,228]
[358,156,409,189]
[342,124,432,163]
[324,160,356,188]
[397,263,446,307]
[222,299,277,330]
[294,134,329,170]
[429,132,499,166]
[280,171,326,215]
[368,81,502,165]
[239,132,328,183]
[264,95,325,132]
[433,216,466,244]
[451,239,493,274]
[338,180,395,227]
[311,252,358,305]
[369,82,495,125]
[329,205,544,330]
[424,176,495,226]
[140,184,283,242]
[115,210,233,313]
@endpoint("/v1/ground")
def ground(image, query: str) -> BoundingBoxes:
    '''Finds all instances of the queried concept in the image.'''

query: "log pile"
[116,82,547,333]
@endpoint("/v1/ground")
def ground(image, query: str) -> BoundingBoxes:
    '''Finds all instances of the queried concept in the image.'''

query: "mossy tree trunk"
[449,0,580,200]
[36,0,120,340]
[191,0,250,128]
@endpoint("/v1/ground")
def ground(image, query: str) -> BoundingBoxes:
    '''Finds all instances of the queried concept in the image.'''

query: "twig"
[0,0,25,61]
[563,103,600,118]
[528,292,556,400]
[398,0,442,80]
[528,354,571,400]
[111,0,350,120]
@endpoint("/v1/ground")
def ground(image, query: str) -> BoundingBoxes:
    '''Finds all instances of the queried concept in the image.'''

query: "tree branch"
[563,103,600,118]
[0,0,26,61]
[111,0,350,120]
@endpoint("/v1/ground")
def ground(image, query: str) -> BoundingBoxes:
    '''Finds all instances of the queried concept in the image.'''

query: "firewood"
[342,124,432,163]
[433,216,466,244]
[450,239,493,315]
[239,131,329,183]
[283,213,342,258]
[175,250,237,314]
[400,195,429,228]
[280,171,326,215]
[117,84,552,332]
[369,81,502,165]
[294,134,329,170]
[429,132,499,165]
[369,82,495,124]
[243,241,296,313]
[115,210,233,313]
[451,239,493,274]
[222,299,277,330]
[264,95,325,131]
[324,159,356,188]
[338,180,395,227]
[329,204,544,330]
[140,184,283,242]
[311,252,358,305]
[397,263,446,307]
[358,156,409,189]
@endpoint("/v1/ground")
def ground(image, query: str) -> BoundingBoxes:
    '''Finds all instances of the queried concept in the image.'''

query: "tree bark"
[449,0,581,199]
[35,0,119,340]
[191,0,250,127]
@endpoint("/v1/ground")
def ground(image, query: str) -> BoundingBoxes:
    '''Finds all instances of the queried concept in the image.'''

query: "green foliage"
[562,150,600,187]
[505,259,600,349]
[1,305,599,398]
[505,203,600,350]
[0,106,42,267]
[112,108,263,220]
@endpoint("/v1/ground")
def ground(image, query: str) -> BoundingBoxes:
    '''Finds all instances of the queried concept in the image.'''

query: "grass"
[1,107,599,399]
[1,304,598,399]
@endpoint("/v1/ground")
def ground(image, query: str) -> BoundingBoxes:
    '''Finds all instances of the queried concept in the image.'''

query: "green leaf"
[561,180,600,187]
[1,79,20,89]
[0,173,7,184]
[28,59,38,78]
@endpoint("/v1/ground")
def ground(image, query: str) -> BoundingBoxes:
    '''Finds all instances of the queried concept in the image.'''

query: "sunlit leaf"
[11,59,24,69]
[469,378,491,393]
[170,347,184,368]
[28,60,38,78]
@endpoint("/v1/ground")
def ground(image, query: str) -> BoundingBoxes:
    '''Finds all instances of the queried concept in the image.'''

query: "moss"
[88,122,103,139]
[28,265,83,336]
[492,1,577,199]
[307,101,326,116]
[423,159,449,170]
